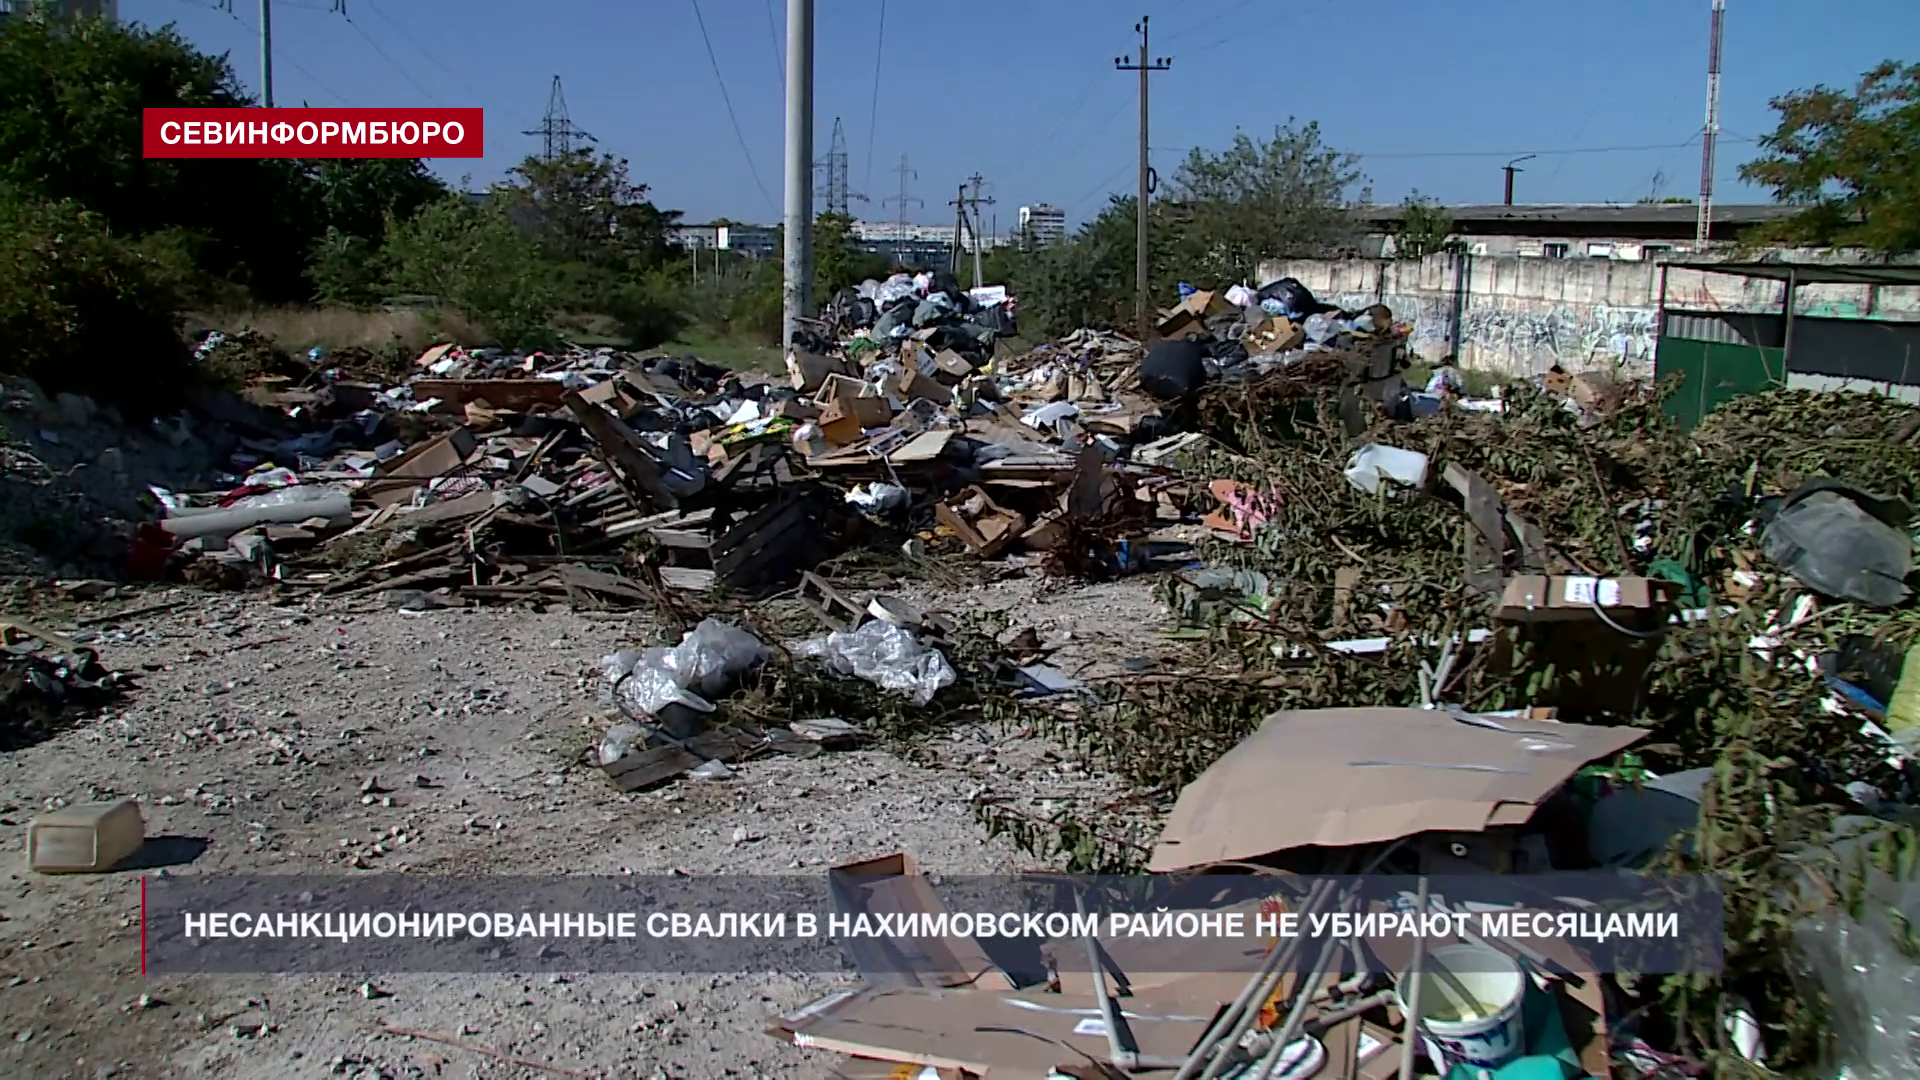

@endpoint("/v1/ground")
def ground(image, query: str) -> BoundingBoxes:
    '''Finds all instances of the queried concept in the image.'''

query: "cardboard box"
[1147,706,1645,872]
[1493,575,1669,623]
[828,853,1010,990]
[819,397,893,446]
[893,369,950,405]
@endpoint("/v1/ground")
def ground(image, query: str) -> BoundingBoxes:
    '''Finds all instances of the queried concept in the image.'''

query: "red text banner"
[143,108,483,159]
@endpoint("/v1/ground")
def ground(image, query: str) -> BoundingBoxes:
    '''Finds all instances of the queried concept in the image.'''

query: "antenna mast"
[1696,0,1726,248]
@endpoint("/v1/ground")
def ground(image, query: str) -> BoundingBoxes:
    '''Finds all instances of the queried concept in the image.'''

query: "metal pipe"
[1396,877,1430,1080]
[1173,879,1336,1080]
[1076,888,1186,1073]
[1248,915,1348,1077]
[780,0,814,351]
[1195,880,1350,1080]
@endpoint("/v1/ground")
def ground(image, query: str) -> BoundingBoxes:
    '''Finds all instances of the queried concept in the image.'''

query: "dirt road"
[0,576,1165,1079]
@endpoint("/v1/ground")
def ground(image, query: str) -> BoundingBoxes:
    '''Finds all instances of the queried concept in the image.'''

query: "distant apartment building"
[0,0,117,19]
[1017,203,1067,248]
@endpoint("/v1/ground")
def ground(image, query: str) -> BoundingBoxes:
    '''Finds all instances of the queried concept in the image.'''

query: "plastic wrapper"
[664,619,768,698]
[1790,826,1920,1080]
[616,651,716,717]
[846,482,908,514]
[793,620,956,706]
[597,722,647,766]
[875,274,917,306]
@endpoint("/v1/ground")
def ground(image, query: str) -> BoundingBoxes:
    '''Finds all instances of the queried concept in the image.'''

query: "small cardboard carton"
[1493,575,1670,623]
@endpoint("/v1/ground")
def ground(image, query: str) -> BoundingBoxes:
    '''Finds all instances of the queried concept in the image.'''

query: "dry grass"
[200,306,485,354]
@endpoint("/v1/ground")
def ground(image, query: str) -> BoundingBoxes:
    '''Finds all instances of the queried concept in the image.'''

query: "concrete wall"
[1255,253,1920,378]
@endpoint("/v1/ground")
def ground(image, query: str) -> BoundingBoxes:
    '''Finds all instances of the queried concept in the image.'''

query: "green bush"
[383,196,562,350]
[0,191,192,414]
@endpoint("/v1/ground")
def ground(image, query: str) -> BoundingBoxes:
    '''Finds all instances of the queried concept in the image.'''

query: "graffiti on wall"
[1458,303,1658,376]
[1312,281,1658,376]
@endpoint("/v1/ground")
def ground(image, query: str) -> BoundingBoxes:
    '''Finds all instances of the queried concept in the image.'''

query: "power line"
[1157,0,1259,47]
[763,0,784,84]
[689,0,776,212]
[335,8,446,106]
[198,0,351,106]
[862,0,887,194]
[1353,136,1751,161]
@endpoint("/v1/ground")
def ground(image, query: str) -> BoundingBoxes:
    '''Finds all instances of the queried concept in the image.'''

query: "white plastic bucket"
[1396,943,1527,1071]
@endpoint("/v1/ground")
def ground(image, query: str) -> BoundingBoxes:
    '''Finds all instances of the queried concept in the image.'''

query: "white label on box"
[1562,576,1621,608]
[1072,1017,1108,1036]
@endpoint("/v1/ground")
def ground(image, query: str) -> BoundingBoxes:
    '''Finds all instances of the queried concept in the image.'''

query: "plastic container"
[28,799,145,874]
[1396,943,1527,1071]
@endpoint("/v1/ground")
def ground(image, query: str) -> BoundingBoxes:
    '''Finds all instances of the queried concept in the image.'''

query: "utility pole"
[1502,154,1534,206]
[1115,17,1170,340]
[781,0,815,350]
[882,154,922,261]
[815,117,868,218]
[1696,0,1727,248]
[964,173,996,288]
[258,0,274,108]
[948,184,970,275]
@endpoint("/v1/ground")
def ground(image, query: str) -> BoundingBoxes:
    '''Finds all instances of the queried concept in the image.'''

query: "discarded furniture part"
[647,487,852,595]
[562,390,682,510]
[1147,707,1645,873]
[28,799,145,874]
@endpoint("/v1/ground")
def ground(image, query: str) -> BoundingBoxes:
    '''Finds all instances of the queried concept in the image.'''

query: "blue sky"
[123,0,1918,228]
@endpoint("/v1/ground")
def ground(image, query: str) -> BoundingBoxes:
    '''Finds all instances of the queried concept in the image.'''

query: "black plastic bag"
[1140,338,1211,401]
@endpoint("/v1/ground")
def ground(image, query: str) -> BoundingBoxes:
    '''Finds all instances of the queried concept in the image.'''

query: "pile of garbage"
[0,619,127,751]
[947,381,1920,1079]
[128,272,1450,605]
[587,592,970,791]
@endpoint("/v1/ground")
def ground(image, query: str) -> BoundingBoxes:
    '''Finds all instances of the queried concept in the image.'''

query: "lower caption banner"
[142,873,1725,976]
[142,108,484,159]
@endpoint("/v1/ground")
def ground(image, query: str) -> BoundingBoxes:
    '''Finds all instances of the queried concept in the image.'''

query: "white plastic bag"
[794,620,956,705]
[598,722,647,766]
[665,619,768,698]
[616,648,717,716]
[1344,444,1430,495]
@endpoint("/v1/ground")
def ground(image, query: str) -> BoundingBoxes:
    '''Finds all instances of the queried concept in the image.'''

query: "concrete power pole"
[948,184,969,275]
[258,0,274,108]
[1696,0,1726,248]
[964,173,995,288]
[781,0,815,350]
[1115,16,1170,340]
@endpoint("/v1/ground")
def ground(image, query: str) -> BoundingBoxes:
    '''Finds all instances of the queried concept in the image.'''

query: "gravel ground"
[0,571,1173,1080]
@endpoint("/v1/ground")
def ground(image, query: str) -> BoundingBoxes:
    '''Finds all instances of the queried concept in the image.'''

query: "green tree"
[500,149,680,274]
[1159,121,1366,285]
[0,18,320,299]
[0,190,191,412]
[383,196,561,349]
[1740,61,1920,253]
[812,211,890,299]
[1391,193,1463,259]
[312,159,448,248]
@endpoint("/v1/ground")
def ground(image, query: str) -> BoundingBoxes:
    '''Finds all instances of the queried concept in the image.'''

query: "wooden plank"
[1505,509,1551,572]
[649,528,715,550]
[887,429,953,464]
[563,390,678,510]
[657,566,717,591]
[604,746,703,792]
[1443,463,1507,595]
[413,379,570,411]
[718,503,814,580]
